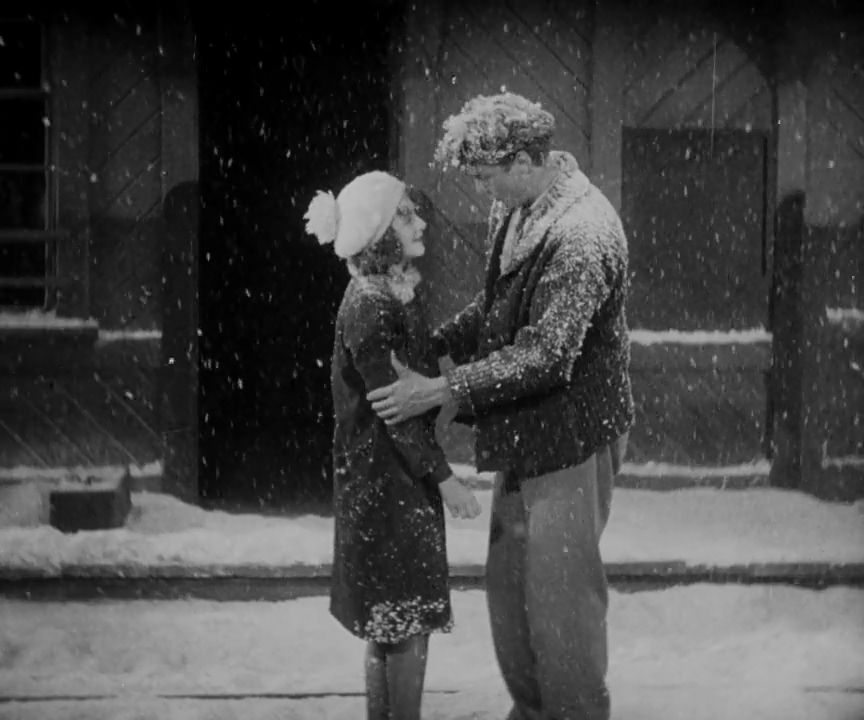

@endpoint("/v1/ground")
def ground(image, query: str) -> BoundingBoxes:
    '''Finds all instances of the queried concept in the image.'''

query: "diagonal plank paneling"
[628,366,768,465]
[398,2,777,472]
[624,18,771,131]
[804,50,864,463]
[0,13,167,475]
[0,372,162,469]
[829,62,864,161]
[88,12,163,331]
[411,0,594,320]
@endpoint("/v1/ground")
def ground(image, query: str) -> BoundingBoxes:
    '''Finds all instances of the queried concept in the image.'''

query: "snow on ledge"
[452,461,772,482]
[0,311,162,342]
[826,306,864,326]
[619,460,771,478]
[97,328,162,343]
[4,312,775,348]
[822,455,864,470]
[0,461,163,484]
[1,461,773,486]
[0,310,98,329]
[629,328,772,345]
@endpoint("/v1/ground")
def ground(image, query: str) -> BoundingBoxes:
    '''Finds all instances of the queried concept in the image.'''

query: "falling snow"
[1,6,862,719]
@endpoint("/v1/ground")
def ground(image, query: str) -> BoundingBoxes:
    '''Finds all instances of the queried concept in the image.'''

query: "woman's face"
[390,193,427,260]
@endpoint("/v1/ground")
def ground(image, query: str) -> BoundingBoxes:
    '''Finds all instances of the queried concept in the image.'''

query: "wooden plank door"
[622,127,769,332]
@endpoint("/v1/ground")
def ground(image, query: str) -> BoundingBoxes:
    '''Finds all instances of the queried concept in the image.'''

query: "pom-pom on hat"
[304,171,406,259]
[433,92,555,172]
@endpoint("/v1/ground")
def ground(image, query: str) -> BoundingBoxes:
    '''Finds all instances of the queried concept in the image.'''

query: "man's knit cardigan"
[433,151,635,479]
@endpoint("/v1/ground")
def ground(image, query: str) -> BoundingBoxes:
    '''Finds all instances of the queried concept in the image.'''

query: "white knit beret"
[304,171,406,259]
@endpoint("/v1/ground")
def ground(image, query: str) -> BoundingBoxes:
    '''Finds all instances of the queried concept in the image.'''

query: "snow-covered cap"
[434,92,555,171]
[304,171,406,259]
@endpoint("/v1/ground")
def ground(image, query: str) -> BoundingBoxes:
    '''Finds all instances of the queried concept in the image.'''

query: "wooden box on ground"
[49,469,132,533]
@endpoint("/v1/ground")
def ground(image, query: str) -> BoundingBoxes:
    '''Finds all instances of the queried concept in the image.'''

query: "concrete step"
[1,561,862,601]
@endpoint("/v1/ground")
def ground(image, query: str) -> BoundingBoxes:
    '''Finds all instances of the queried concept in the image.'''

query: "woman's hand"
[438,476,482,520]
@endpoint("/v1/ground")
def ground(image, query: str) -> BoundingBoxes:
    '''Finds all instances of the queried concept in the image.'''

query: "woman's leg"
[365,641,390,720]
[385,634,430,720]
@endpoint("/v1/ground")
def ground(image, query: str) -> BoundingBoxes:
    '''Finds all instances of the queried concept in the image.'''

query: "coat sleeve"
[344,290,454,485]
[431,289,485,364]
[445,238,611,415]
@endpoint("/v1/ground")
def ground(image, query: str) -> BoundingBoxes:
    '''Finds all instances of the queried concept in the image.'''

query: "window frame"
[0,13,90,320]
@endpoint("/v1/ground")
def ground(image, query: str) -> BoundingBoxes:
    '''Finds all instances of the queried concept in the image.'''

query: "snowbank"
[1,486,862,574]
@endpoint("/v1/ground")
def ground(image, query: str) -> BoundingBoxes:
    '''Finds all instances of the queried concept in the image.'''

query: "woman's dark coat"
[329,273,454,643]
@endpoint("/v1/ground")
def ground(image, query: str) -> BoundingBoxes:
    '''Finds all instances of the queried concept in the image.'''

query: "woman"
[304,171,481,720]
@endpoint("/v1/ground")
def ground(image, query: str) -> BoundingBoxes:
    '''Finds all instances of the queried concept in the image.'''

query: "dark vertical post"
[48,14,91,318]
[158,1,199,501]
[589,0,628,212]
[160,182,199,501]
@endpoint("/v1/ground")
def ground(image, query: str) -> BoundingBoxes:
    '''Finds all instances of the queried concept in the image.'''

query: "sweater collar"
[490,151,591,279]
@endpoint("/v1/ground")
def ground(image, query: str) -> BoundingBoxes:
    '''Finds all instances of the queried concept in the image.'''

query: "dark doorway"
[621,128,770,332]
[197,3,398,509]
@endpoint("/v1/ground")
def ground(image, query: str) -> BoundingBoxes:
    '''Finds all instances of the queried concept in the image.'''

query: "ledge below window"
[0,312,100,377]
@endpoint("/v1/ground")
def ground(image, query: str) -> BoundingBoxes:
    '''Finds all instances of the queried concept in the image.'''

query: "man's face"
[468,152,535,208]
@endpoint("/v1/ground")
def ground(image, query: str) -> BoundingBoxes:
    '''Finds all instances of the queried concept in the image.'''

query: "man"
[367,93,634,720]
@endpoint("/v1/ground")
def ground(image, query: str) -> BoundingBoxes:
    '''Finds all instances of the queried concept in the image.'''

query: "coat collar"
[487,151,591,280]
[351,264,422,304]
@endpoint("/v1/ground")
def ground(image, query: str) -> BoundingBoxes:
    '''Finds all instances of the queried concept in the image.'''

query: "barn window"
[0,16,62,311]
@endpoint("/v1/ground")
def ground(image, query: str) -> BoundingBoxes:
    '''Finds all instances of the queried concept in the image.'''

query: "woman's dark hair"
[348,226,403,276]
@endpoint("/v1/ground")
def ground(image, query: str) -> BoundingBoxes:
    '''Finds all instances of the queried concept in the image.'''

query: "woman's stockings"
[366,634,430,720]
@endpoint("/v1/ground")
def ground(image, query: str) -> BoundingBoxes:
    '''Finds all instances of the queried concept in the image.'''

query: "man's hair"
[434,92,555,172]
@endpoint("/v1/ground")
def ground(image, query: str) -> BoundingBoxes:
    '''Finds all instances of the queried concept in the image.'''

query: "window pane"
[0,98,46,164]
[0,172,46,229]
[0,286,45,308]
[0,239,46,275]
[0,21,42,88]
[0,240,47,308]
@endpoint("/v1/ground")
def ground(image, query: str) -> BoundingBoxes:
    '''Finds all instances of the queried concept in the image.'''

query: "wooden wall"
[623,17,771,131]
[620,6,772,466]
[398,0,778,469]
[88,9,164,332]
[401,0,593,331]
[399,0,779,333]
[0,5,196,488]
[400,0,595,463]
[798,33,864,499]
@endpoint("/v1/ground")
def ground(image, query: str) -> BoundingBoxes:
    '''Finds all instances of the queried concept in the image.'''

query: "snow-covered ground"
[1,484,863,573]
[0,586,862,719]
